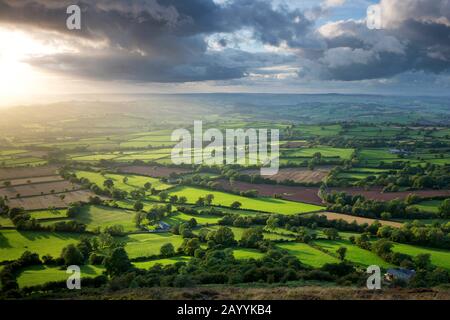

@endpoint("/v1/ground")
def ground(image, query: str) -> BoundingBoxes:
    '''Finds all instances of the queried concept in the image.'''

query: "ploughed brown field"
[0,175,64,188]
[216,179,323,205]
[0,180,82,199]
[0,165,58,180]
[7,190,100,210]
[330,187,450,201]
[242,167,331,183]
[316,212,403,228]
[117,165,192,178]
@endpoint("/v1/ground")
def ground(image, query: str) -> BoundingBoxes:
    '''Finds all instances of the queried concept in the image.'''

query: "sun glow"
[0,27,60,106]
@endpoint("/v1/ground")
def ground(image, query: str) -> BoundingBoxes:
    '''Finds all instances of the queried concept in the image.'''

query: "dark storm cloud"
[0,0,449,83]
[314,0,450,81]
[0,0,316,82]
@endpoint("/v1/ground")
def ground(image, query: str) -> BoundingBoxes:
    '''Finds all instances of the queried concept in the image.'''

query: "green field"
[29,209,68,220]
[72,205,137,232]
[123,233,185,259]
[314,239,392,268]
[277,242,339,268]
[17,265,105,288]
[282,146,354,160]
[163,211,222,226]
[197,226,293,241]
[0,215,14,227]
[392,243,450,270]
[410,200,442,214]
[0,230,82,262]
[133,256,190,269]
[168,186,324,215]
[232,248,264,260]
[74,170,171,191]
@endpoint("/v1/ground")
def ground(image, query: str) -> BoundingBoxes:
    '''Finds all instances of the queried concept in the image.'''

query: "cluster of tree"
[7,207,86,233]
[102,248,364,292]
[351,236,450,287]
[134,204,172,228]
[374,223,450,249]
[0,251,42,292]
[324,192,448,219]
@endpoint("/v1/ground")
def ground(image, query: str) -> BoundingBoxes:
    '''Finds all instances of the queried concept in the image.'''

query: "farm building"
[384,269,416,282]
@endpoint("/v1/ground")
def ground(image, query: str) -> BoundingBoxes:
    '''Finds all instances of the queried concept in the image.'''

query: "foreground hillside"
[22,285,450,300]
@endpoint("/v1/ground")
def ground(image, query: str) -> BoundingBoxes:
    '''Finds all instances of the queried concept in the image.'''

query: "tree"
[159,191,169,202]
[414,253,432,270]
[336,247,347,261]
[160,243,175,257]
[169,195,178,204]
[205,194,215,205]
[211,226,236,246]
[61,244,84,266]
[178,196,187,204]
[324,228,339,240]
[439,199,450,218]
[266,216,279,231]
[196,197,205,206]
[133,201,144,211]
[182,238,201,256]
[134,211,145,228]
[240,227,264,248]
[103,179,114,189]
[104,247,132,276]
[372,239,393,257]
[230,201,242,209]
[144,182,152,190]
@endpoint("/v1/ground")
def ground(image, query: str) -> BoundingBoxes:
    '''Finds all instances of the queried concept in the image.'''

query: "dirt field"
[331,187,450,201]
[317,212,403,228]
[7,190,99,210]
[242,167,331,183]
[0,175,63,188]
[0,180,81,199]
[117,165,192,178]
[217,179,323,205]
[0,165,58,180]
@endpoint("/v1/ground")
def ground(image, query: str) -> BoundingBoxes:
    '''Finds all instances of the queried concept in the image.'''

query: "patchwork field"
[17,265,105,288]
[7,190,100,210]
[117,165,192,178]
[163,211,222,226]
[0,165,58,180]
[313,239,392,268]
[217,179,323,205]
[0,180,82,199]
[241,167,331,184]
[282,146,354,160]
[330,187,450,202]
[123,233,185,259]
[169,186,324,215]
[0,175,64,188]
[74,170,172,191]
[317,212,403,228]
[133,256,190,269]
[409,200,442,214]
[0,230,83,262]
[392,243,450,270]
[277,242,340,268]
[71,205,137,232]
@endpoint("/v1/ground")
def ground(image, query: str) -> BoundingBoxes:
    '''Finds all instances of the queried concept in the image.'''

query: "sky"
[0,0,449,106]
